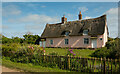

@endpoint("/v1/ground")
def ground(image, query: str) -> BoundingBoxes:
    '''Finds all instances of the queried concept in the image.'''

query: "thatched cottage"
[41,12,108,48]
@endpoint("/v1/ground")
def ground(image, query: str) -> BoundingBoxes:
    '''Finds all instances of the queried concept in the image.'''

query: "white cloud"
[25,25,42,30]
[8,14,59,33]
[84,16,92,19]
[8,14,59,24]
[106,8,118,15]
[78,7,88,12]
[2,5,21,16]
[105,8,118,38]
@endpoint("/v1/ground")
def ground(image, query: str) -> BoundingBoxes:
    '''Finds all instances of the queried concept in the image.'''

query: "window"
[65,32,69,36]
[83,30,88,35]
[84,38,89,44]
[100,38,102,40]
[65,39,69,44]
[50,40,53,45]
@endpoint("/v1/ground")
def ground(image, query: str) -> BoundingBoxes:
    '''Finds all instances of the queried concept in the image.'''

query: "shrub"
[91,47,113,58]
[2,44,17,57]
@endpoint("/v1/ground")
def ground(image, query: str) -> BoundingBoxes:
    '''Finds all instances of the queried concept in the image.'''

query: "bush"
[91,47,114,58]
[2,44,17,57]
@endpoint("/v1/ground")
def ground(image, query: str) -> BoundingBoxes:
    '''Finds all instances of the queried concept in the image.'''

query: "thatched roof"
[41,15,107,38]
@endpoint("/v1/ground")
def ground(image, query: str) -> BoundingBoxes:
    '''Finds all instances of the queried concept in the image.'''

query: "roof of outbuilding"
[41,15,107,38]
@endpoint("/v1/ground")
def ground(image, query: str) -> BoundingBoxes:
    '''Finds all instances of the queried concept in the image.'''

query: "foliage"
[23,34,40,45]
[108,37,114,42]
[2,36,13,44]
[49,52,58,56]
[67,49,76,56]
[2,44,19,57]
[2,34,41,45]
[10,45,44,64]
[2,57,70,72]
[91,37,120,59]
[91,47,113,58]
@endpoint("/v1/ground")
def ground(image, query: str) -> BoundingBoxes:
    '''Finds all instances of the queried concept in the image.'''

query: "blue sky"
[2,2,118,38]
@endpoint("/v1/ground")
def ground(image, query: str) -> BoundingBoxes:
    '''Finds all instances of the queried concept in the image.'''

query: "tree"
[23,34,40,45]
[2,35,13,44]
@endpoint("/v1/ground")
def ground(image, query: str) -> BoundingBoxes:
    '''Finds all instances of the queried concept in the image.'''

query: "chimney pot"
[62,15,67,23]
[79,11,82,20]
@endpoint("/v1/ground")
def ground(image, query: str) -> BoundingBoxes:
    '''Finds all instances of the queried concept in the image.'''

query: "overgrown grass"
[2,57,70,72]
[45,48,95,58]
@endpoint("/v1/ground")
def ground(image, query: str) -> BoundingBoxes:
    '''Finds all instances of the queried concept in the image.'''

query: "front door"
[40,41,46,47]
[91,39,97,48]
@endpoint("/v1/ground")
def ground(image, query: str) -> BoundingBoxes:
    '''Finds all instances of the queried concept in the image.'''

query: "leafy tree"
[12,37,24,43]
[23,34,40,45]
[2,35,13,44]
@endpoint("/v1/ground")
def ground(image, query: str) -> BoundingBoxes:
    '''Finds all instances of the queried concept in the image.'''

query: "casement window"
[100,38,103,40]
[84,38,89,44]
[65,32,69,36]
[50,40,53,45]
[65,39,69,45]
[83,30,88,35]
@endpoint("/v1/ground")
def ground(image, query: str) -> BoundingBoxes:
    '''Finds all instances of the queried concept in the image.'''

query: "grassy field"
[45,48,95,58]
[1,57,70,72]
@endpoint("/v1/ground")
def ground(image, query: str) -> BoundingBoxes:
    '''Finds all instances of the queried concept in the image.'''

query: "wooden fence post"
[92,57,94,72]
[95,58,96,72]
[111,59,113,73]
[108,58,110,72]
[89,57,92,72]
[80,56,81,71]
[115,59,117,72]
[103,57,106,73]
[43,52,45,62]
[68,55,70,70]
[101,57,103,72]
[119,57,120,72]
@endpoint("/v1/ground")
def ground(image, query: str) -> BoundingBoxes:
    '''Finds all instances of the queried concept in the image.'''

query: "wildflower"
[31,47,33,49]
[68,49,70,51]
[70,51,73,53]
[28,46,30,48]
[68,49,72,51]
[43,50,45,53]
[73,53,76,56]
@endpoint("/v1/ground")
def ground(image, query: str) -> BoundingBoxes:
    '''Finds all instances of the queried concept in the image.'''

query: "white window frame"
[84,38,89,44]
[50,40,53,45]
[65,32,69,36]
[65,39,69,45]
[83,30,88,35]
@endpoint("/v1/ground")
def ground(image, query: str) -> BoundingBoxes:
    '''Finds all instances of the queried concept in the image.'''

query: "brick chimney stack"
[78,11,82,20]
[62,15,67,23]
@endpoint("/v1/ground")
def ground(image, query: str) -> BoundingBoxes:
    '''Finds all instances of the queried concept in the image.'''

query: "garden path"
[0,65,20,72]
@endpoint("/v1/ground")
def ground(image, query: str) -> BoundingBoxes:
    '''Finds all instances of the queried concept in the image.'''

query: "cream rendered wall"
[45,35,107,48]
[103,25,108,47]
[45,25,108,48]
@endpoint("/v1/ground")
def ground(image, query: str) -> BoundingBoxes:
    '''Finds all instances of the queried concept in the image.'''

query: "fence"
[40,54,120,72]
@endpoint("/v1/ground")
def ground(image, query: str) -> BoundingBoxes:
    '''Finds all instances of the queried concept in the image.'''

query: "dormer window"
[83,30,88,35]
[65,32,69,36]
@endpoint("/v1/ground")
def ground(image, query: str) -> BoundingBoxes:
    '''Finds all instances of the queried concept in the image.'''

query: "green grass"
[45,48,95,58]
[2,57,70,72]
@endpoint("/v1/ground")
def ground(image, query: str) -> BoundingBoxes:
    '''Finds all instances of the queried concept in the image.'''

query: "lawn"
[44,48,95,58]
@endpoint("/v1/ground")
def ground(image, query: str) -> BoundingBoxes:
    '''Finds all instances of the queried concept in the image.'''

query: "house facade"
[41,12,108,48]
